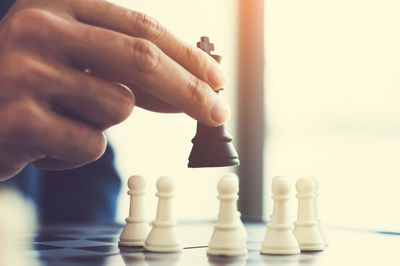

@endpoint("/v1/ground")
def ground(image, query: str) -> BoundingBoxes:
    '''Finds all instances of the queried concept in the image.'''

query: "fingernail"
[206,61,227,88]
[211,97,231,125]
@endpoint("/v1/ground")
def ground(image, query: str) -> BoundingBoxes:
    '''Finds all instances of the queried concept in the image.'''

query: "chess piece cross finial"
[197,36,214,55]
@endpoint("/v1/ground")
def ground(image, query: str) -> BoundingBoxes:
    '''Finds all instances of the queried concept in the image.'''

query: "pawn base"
[207,248,247,257]
[260,247,300,255]
[144,244,182,253]
[299,243,325,251]
[118,240,145,247]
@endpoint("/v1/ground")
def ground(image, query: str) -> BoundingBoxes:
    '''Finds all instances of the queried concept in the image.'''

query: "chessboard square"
[86,236,119,243]
[119,246,145,253]
[33,243,66,250]
[63,254,126,266]
[77,245,119,253]
[40,239,114,248]
[42,229,86,235]
[34,234,78,242]
[38,247,100,259]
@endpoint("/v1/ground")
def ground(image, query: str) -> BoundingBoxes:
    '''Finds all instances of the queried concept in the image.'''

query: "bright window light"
[265,0,400,231]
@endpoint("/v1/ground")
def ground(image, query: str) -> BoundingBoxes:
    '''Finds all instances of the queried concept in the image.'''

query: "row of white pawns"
[119,174,328,256]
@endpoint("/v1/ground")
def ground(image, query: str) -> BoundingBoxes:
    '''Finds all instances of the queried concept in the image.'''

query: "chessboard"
[23,222,399,266]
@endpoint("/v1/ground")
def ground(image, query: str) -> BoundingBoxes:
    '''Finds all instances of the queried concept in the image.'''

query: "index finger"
[70,0,226,90]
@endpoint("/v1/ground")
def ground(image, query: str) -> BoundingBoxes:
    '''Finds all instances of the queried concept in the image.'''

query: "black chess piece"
[187,37,240,168]
[188,120,240,168]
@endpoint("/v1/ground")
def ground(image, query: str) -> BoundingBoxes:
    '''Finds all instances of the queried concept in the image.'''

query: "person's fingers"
[44,63,135,130]
[4,6,229,125]
[70,0,226,90]
[32,157,91,170]
[31,106,108,169]
[128,84,179,113]
[0,98,107,170]
[0,9,135,128]
[6,53,135,129]
[61,24,230,126]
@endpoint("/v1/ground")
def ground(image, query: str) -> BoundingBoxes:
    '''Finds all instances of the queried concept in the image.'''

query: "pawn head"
[156,176,175,193]
[128,175,146,190]
[217,173,239,194]
[272,176,285,182]
[271,177,290,195]
[311,177,320,191]
[296,177,315,193]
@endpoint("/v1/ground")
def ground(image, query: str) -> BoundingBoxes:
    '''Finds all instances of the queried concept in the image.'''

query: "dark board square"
[65,255,112,263]
[33,244,65,251]
[34,234,77,242]
[43,229,85,234]
[77,245,117,252]
[86,237,117,243]
[119,246,145,253]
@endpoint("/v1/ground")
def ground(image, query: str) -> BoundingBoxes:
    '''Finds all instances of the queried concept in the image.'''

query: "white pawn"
[144,176,182,252]
[268,176,285,221]
[293,177,324,251]
[312,177,329,246]
[260,177,300,255]
[119,175,151,247]
[237,211,247,240]
[207,173,247,256]
[234,177,247,240]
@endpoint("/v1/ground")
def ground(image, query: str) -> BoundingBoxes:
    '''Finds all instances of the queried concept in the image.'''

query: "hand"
[0,0,229,180]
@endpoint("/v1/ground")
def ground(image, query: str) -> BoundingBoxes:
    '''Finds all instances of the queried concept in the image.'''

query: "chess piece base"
[118,240,145,247]
[298,244,325,251]
[293,222,325,251]
[207,248,247,256]
[260,223,300,255]
[144,244,182,253]
[144,221,182,253]
[119,220,150,247]
[260,247,300,255]
[207,224,247,256]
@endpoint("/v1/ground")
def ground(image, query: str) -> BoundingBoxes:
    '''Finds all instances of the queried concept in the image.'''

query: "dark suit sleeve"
[0,0,15,18]
[37,144,122,224]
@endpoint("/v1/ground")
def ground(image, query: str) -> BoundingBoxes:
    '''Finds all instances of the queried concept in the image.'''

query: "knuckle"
[185,43,207,77]
[6,99,44,139]
[0,54,51,87]
[23,59,52,85]
[84,132,106,161]
[185,77,207,106]
[130,11,166,40]
[5,8,51,42]
[105,87,135,126]
[114,89,135,123]
[0,55,18,87]
[131,39,161,73]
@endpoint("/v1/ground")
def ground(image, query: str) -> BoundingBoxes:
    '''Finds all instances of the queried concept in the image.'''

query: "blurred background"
[108,0,400,232]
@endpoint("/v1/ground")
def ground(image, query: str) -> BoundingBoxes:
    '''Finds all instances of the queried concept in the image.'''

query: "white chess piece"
[237,211,247,240]
[207,173,247,256]
[312,177,329,246]
[144,176,182,252]
[119,175,151,247]
[0,188,38,266]
[293,177,324,251]
[234,175,247,240]
[260,177,300,255]
[268,176,285,221]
